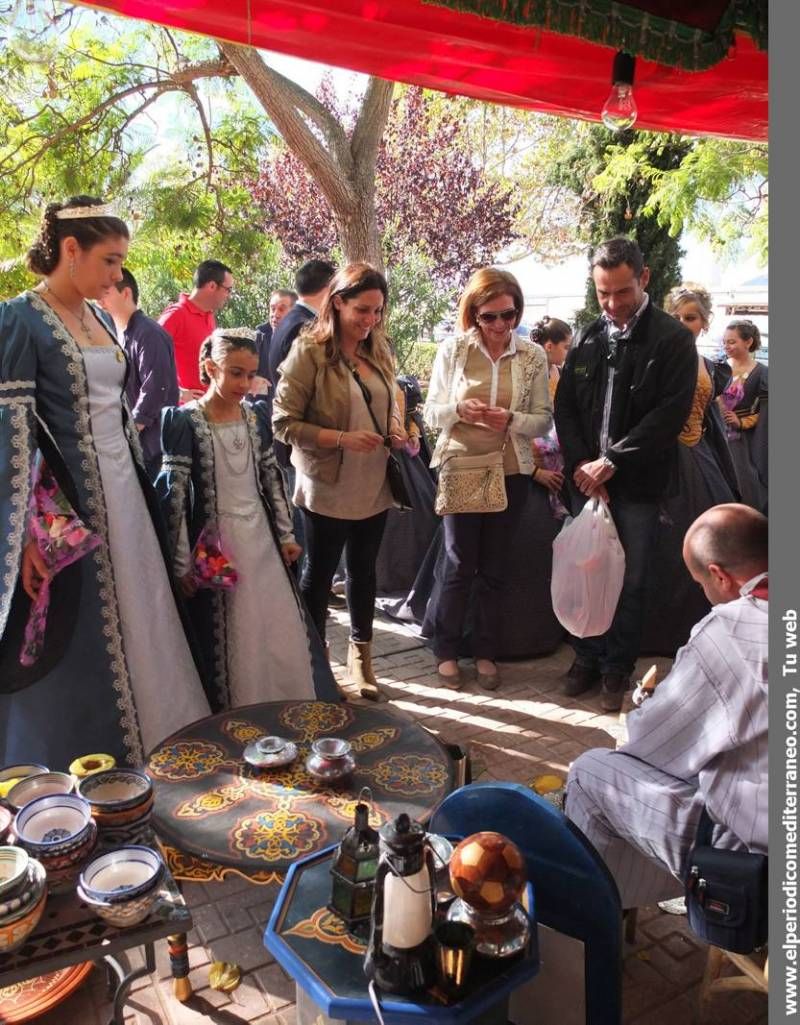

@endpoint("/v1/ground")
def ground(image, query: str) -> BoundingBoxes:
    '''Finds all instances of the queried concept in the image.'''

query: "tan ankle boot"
[346,640,380,701]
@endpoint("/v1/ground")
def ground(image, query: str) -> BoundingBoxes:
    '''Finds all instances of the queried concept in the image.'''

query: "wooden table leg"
[167,933,192,1002]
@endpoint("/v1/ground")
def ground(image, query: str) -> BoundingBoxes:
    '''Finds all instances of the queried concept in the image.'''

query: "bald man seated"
[565,504,768,909]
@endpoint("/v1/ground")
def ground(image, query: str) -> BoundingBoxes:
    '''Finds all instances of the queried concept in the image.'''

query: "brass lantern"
[329,795,379,936]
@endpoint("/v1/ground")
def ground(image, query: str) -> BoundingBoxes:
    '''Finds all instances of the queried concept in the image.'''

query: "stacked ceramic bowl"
[13,794,97,895]
[6,771,75,812]
[77,768,153,847]
[0,764,48,809]
[78,846,164,927]
[0,845,47,954]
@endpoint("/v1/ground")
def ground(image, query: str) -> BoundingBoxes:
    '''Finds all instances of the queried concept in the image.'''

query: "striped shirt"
[623,586,768,852]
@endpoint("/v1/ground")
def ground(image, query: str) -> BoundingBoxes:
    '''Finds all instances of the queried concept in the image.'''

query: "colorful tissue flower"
[20,461,102,666]
[720,379,746,440]
[192,525,238,591]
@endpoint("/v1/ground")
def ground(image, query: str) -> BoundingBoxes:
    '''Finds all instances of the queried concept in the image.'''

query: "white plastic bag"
[551,497,626,638]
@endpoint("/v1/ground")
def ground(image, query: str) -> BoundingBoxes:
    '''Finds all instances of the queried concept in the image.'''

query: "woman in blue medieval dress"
[157,329,339,709]
[0,197,211,770]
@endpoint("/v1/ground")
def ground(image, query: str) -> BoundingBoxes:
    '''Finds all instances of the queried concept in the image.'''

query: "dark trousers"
[300,509,388,643]
[432,474,529,662]
[569,492,659,675]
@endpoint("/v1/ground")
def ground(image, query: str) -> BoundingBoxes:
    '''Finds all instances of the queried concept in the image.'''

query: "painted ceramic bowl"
[36,821,97,895]
[69,753,116,780]
[0,858,44,919]
[0,858,46,924]
[0,764,48,806]
[77,883,160,929]
[7,772,75,811]
[79,846,164,905]
[0,889,47,954]
[0,845,30,900]
[78,769,152,814]
[14,794,93,855]
[0,806,11,842]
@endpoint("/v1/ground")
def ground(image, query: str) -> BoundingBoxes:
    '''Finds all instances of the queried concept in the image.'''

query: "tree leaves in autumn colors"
[250,85,518,291]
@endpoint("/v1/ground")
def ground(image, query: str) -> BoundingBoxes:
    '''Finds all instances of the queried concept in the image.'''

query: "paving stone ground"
[46,609,767,1025]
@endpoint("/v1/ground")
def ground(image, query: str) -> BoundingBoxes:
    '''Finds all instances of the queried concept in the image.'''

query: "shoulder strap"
[695,807,715,847]
[346,362,386,439]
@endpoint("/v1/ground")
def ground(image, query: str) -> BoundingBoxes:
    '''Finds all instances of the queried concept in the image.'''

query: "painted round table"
[148,700,456,885]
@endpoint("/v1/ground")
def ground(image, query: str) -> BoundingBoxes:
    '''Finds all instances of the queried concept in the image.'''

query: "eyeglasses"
[217,282,234,294]
[476,308,517,325]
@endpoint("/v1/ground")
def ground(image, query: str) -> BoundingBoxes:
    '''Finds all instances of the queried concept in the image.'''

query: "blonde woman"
[272,263,406,698]
[424,268,552,691]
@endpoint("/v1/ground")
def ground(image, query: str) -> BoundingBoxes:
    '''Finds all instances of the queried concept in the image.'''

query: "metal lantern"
[329,795,379,936]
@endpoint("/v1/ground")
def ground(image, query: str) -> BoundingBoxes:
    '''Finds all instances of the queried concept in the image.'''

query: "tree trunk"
[219,42,393,268]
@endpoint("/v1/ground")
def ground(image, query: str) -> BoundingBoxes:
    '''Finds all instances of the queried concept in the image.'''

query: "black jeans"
[300,509,388,643]
[432,474,529,662]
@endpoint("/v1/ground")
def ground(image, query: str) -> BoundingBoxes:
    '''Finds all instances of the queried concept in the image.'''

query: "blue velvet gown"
[0,292,210,770]
[156,401,340,708]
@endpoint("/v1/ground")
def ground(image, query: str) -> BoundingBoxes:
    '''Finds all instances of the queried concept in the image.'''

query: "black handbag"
[685,807,768,954]
[347,363,413,512]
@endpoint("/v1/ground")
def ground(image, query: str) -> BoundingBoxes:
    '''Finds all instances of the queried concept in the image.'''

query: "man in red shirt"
[159,260,234,403]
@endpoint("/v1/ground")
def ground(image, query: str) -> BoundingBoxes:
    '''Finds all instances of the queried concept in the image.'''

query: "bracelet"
[532,466,539,480]
[336,431,344,449]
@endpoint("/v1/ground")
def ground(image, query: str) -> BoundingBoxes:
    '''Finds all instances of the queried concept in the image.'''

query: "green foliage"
[549,124,690,323]
[385,246,454,372]
[594,137,768,265]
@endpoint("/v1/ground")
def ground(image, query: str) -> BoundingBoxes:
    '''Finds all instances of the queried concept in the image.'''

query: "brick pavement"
[42,609,767,1025]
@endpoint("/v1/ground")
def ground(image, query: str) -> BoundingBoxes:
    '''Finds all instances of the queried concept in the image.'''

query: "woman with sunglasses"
[272,263,406,699]
[424,268,552,690]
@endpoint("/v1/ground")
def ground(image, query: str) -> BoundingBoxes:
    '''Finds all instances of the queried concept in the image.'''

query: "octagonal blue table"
[264,842,538,1025]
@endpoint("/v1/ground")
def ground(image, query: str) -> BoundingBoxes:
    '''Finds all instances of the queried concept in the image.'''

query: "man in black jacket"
[554,238,697,710]
[267,259,336,465]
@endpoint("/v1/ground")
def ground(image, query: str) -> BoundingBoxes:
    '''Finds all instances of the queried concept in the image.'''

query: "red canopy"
[87,0,767,140]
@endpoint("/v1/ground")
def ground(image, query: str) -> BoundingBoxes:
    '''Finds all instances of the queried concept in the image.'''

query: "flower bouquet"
[532,430,569,520]
[20,461,102,666]
[720,380,745,440]
[191,524,238,591]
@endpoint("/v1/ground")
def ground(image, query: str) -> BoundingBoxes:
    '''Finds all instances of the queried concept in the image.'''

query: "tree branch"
[218,41,357,211]
[351,76,394,169]
[183,82,214,189]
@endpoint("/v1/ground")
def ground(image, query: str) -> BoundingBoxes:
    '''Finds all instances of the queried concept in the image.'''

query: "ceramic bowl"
[37,820,97,895]
[0,806,11,841]
[14,794,93,854]
[0,845,30,900]
[80,846,164,905]
[0,764,48,806]
[77,882,160,929]
[7,772,75,811]
[0,887,46,954]
[77,769,152,814]
[0,858,46,925]
[0,858,45,919]
[69,753,116,780]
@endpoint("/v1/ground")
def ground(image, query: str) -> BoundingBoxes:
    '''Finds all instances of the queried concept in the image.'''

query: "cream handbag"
[434,442,508,516]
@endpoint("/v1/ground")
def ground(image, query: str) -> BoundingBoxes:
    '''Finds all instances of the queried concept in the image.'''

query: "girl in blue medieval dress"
[0,197,211,769]
[157,329,339,709]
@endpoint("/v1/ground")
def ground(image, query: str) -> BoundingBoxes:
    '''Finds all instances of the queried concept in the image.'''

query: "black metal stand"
[102,942,156,1025]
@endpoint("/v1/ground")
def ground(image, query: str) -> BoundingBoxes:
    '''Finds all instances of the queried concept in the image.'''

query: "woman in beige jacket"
[424,268,552,691]
[272,263,405,698]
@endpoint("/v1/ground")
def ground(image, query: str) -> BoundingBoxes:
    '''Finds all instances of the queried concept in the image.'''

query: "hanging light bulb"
[601,51,638,132]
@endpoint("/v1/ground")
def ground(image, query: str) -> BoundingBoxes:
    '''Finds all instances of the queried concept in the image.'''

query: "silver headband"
[214,327,255,342]
[54,203,115,220]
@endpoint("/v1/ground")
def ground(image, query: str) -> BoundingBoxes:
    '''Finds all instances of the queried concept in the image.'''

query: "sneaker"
[657,896,687,915]
[562,661,601,697]
[600,672,631,712]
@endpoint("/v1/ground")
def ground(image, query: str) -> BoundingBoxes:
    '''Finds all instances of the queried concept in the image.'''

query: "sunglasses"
[476,308,517,325]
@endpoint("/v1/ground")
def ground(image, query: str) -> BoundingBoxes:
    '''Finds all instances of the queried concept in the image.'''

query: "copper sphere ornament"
[449,832,526,915]
[447,831,531,958]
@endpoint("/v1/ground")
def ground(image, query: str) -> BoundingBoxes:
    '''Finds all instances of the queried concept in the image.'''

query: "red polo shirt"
[158,293,216,393]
